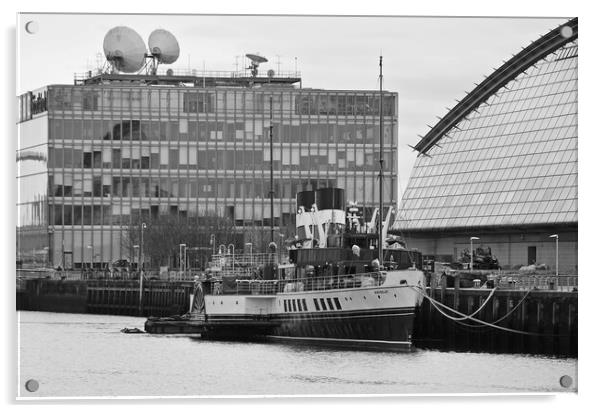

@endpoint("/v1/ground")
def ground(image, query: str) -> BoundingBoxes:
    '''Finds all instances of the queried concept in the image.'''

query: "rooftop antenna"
[103,26,146,73]
[246,53,268,77]
[95,52,104,73]
[276,54,282,75]
[147,28,180,75]
[102,26,180,75]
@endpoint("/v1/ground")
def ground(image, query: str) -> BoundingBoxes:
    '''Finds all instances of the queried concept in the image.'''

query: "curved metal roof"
[412,18,577,156]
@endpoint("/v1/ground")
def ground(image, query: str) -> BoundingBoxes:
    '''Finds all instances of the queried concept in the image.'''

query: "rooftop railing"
[74,68,301,83]
[156,68,301,79]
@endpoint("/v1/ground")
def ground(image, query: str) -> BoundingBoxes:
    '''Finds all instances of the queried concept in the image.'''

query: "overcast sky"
[17,13,568,196]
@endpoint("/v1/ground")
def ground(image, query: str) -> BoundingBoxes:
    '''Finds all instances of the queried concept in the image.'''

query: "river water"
[17,311,577,398]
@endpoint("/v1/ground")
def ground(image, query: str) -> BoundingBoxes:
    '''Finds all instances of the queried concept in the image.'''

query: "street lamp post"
[86,245,93,270]
[470,237,480,271]
[140,222,147,271]
[228,244,235,272]
[139,222,147,316]
[179,243,187,278]
[549,234,559,276]
[133,245,139,270]
[245,242,253,266]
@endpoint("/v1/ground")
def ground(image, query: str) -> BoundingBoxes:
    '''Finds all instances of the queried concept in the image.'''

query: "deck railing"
[212,272,386,296]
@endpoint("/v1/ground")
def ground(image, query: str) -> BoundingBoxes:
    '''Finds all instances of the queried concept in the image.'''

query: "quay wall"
[413,284,578,357]
[17,278,194,317]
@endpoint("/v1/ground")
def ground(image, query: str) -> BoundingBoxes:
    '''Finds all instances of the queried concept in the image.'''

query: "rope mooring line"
[413,286,561,337]
[427,286,497,321]
[458,289,533,329]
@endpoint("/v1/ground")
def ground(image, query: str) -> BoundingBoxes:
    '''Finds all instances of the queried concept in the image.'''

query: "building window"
[183,92,215,113]
[83,152,92,168]
[83,91,99,110]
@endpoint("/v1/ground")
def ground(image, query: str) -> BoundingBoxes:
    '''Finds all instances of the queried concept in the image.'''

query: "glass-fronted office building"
[17,74,398,268]
[391,19,578,272]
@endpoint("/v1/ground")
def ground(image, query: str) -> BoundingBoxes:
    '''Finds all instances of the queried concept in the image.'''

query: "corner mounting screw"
[559,375,573,388]
[25,379,39,392]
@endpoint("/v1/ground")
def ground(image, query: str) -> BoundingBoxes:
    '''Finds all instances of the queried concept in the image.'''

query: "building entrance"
[527,246,537,265]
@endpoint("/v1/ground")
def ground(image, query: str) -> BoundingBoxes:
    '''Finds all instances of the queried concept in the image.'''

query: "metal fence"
[496,274,578,291]
[16,269,204,282]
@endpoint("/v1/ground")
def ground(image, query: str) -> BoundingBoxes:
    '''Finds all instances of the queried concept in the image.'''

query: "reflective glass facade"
[17,82,398,267]
[17,87,50,265]
[394,40,577,231]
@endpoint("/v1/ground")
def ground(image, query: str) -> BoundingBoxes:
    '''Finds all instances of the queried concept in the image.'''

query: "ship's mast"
[378,56,384,266]
[269,96,275,244]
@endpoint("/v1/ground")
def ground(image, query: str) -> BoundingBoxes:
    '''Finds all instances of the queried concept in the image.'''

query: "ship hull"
[268,306,416,351]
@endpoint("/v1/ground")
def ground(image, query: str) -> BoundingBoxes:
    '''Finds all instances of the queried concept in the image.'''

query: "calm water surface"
[17,311,577,397]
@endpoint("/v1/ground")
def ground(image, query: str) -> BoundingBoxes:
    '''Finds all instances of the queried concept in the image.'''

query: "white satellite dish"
[148,29,180,64]
[103,26,146,73]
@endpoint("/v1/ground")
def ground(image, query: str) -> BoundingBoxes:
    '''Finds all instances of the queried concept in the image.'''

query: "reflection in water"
[18,311,577,398]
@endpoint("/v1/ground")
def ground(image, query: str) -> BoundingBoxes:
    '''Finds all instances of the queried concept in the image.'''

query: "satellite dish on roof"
[103,26,146,73]
[148,29,180,64]
[246,53,268,64]
[245,53,268,77]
